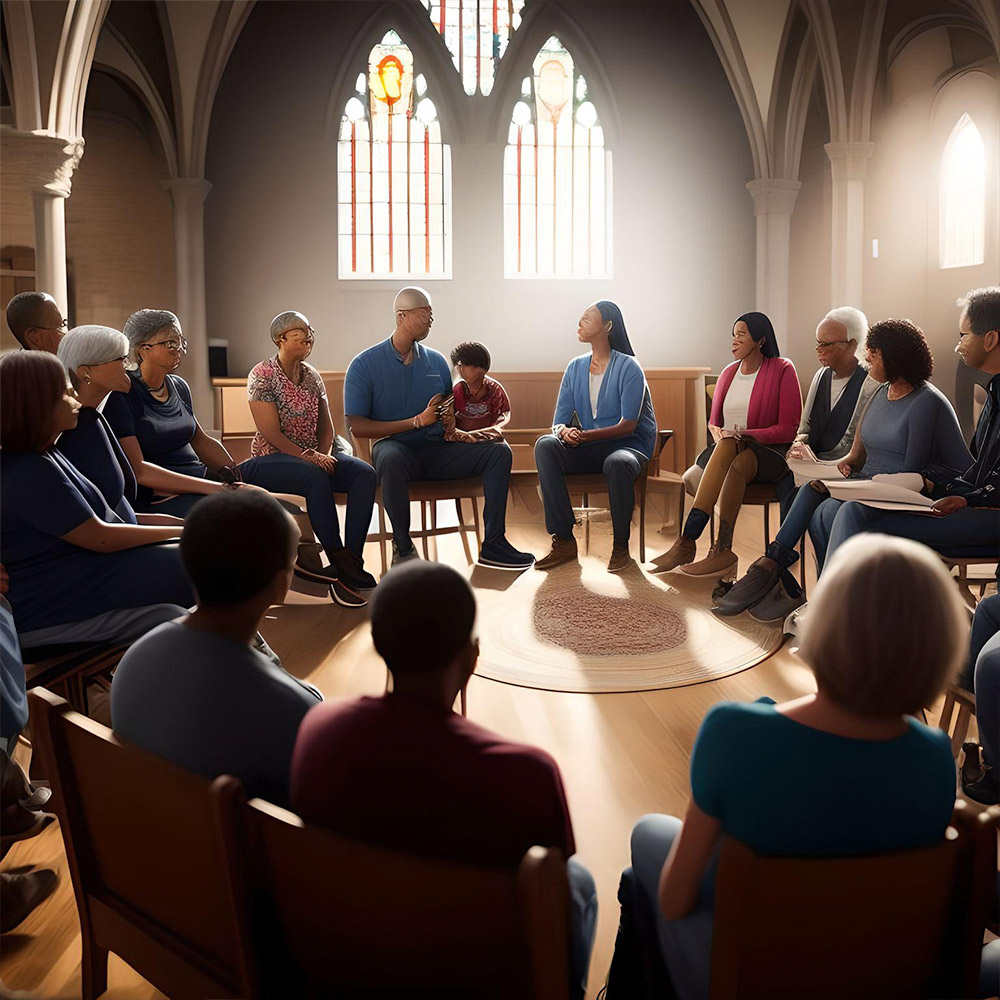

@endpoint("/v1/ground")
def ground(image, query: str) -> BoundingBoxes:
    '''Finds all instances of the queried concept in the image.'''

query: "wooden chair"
[354,436,483,575]
[710,801,996,999]
[939,684,977,757]
[940,555,999,610]
[23,642,128,716]
[28,688,253,1000]
[217,785,571,999]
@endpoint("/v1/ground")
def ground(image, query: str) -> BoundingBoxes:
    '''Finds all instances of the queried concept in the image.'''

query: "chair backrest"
[710,802,996,999]
[28,687,251,999]
[217,786,570,999]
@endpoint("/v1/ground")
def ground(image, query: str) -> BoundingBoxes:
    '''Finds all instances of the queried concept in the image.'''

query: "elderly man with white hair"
[344,287,533,569]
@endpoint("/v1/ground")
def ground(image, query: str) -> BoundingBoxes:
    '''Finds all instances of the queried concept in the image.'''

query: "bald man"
[5,292,67,353]
[344,287,533,569]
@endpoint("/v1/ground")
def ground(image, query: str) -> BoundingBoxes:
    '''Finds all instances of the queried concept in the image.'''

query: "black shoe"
[329,548,378,590]
[714,558,781,616]
[748,570,806,623]
[478,538,535,570]
[963,765,1000,805]
[294,558,340,584]
[0,869,58,932]
[329,577,367,609]
[391,541,419,567]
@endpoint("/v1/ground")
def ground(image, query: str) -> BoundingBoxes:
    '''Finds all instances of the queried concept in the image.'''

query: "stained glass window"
[503,36,612,277]
[940,114,985,269]
[418,0,526,96]
[338,31,451,279]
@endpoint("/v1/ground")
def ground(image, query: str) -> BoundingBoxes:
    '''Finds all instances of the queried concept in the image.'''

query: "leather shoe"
[714,558,781,616]
[536,535,578,571]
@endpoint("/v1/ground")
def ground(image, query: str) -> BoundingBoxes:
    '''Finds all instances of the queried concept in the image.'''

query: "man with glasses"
[786,306,878,464]
[5,291,68,354]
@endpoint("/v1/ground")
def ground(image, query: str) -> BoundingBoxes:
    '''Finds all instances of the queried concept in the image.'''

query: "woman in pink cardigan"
[652,312,802,579]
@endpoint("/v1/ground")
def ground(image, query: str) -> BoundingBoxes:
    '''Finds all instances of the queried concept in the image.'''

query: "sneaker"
[536,535,578,571]
[680,545,737,579]
[294,552,336,583]
[391,541,419,568]
[478,538,536,570]
[329,548,378,590]
[962,765,999,806]
[607,546,635,573]
[648,536,696,574]
[714,558,781,616]
[329,577,367,609]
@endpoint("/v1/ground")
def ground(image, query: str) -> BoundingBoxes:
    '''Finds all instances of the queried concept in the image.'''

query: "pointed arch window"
[503,36,612,278]
[337,31,451,279]
[940,114,985,269]
[419,0,526,96]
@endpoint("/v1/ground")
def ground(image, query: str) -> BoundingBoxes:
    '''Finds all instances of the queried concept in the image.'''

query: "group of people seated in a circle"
[1,283,998,993]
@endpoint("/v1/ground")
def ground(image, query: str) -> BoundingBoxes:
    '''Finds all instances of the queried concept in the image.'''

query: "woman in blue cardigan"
[534,301,657,573]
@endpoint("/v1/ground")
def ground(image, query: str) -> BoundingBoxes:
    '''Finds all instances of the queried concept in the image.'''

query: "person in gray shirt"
[111,490,321,806]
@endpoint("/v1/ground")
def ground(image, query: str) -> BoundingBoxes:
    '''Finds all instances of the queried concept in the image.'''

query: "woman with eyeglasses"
[0,350,192,648]
[103,309,375,605]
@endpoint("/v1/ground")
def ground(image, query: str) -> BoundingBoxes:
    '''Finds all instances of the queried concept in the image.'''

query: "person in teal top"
[604,535,966,999]
[535,301,657,573]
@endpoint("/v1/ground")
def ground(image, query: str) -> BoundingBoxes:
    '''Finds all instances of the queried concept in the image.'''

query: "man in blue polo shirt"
[344,287,533,569]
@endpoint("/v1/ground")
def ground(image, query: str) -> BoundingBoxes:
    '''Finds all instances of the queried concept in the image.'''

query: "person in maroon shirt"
[441,342,511,442]
[291,561,597,998]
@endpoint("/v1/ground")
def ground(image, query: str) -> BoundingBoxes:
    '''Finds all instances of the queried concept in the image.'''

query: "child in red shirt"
[443,342,511,442]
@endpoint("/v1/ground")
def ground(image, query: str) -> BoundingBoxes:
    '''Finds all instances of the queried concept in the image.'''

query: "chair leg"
[430,499,439,561]
[459,685,467,717]
[799,536,807,597]
[677,486,685,535]
[470,498,482,554]
[456,498,474,565]
[378,503,388,575]
[419,502,431,560]
[951,706,972,757]
[81,939,109,1000]
[763,503,771,547]
[938,692,957,735]
[583,491,591,555]
[639,480,647,563]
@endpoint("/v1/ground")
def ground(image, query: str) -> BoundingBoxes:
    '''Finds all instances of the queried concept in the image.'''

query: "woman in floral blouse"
[246,311,376,595]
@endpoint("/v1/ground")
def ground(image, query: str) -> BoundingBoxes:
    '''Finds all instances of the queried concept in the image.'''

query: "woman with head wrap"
[651,312,802,580]
[102,309,374,607]
[534,301,657,573]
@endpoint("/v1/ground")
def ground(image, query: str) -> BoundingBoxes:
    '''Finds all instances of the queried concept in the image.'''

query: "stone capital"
[824,142,875,182]
[161,177,213,206]
[0,126,84,198]
[746,178,802,216]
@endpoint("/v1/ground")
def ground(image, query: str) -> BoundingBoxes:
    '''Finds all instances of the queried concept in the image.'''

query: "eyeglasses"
[815,340,850,352]
[37,318,69,332]
[143,338,187,352]
[96,355,129,365]
[285,327,316,340]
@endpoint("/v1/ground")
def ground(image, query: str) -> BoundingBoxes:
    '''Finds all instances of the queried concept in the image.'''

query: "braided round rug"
[473,558,783,693]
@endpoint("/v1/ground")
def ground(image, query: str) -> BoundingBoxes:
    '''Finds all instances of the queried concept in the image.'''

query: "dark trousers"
[371,437,513,550]
[534,435,644,546]
[137,454,377,560]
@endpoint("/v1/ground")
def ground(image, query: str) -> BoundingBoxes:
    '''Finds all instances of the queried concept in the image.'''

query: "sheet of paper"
[786,456,845,487]
[870,472,925,493]
[824,478,936,508]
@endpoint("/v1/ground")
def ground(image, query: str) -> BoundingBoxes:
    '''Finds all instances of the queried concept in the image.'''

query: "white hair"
[123,309,181,363]
[58,325,129,376]
[822,306,868,361]
[269,310,310,344]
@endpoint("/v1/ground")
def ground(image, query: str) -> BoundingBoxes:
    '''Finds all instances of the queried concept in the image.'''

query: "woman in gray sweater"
[717,318,971,615]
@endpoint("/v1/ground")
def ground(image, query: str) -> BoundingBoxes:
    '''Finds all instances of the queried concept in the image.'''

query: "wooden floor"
[0,497,964,999]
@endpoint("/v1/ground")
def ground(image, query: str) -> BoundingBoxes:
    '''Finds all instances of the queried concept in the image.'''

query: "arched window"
[503,36,612,278]
[337,31,451,279]
[418,0,526,96]
[940,114,985,268]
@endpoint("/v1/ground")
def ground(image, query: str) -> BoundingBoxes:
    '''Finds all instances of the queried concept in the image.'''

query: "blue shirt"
[104,372,207,501]
[55,408,138,524]
[553,351,657,458]
[112,622,322,807]
[344,338,453,446]
[691,700,955,856]
[0,450,127,633]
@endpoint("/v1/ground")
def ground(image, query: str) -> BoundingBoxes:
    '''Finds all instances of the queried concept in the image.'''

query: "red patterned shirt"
[247,356,327,457]
[452,376,511,431]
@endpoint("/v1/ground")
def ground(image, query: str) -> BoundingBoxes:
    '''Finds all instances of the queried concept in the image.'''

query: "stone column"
[162,177,214,425]
[824,142,874,307]
[746,178,801,345]
[0,127,84,316]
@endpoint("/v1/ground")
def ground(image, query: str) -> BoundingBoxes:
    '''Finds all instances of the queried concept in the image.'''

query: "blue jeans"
[567,857,599,999]
[605,814,717,1000]
[138,454,377,560]
[535,435,645,546]
[973,596,1000,770]
[770,485,842,571]
[371,437,513,551]
[241,453,376,559]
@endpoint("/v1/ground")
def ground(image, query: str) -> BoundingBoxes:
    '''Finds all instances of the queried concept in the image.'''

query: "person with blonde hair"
[604,535,965,999]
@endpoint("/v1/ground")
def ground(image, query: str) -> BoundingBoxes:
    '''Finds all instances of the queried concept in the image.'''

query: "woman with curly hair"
[716,318,971,616]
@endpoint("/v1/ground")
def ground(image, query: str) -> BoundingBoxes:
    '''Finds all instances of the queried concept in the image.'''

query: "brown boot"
[607,546,634,573]
[649,535,696,573]
[536,535,578,570]
[681,518,737,578]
